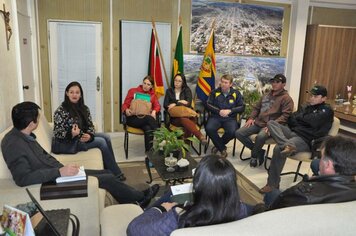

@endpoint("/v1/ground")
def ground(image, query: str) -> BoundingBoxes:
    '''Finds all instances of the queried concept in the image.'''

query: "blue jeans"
[205,117,239,152]
[264,189,281,207]
[84,133,122,176]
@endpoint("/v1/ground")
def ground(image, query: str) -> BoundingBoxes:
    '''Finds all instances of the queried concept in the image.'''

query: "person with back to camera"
[164,73,208,144]
[205,74,245,158]
[126,155,252,236]
[235,74,294,167]
[1,102,160,209]
[122,75,161,153]
[265,135,356,209]
[52,81,126,181]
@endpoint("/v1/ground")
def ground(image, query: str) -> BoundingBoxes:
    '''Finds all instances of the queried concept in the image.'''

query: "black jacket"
[288,102,334,145]
[271,175,356,209]
[163,87,193,110]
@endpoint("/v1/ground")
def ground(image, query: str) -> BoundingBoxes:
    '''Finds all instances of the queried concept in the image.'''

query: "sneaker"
[211,146,219,154]
[250,158,258,168]
[138,184,160,209]
[220,150,228,159]
[281,145,297,157]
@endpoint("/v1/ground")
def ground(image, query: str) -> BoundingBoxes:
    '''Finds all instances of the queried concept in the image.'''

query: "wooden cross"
[0,4,12,50]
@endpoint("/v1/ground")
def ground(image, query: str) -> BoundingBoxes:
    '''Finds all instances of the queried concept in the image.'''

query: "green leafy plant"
[152,127,198,158]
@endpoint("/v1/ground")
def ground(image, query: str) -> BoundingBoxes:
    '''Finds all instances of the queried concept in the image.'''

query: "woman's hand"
[71,124,81,137]
[168,103,176,110]
[125,109,133,116]
[178,100,188,105]
[80,133,91,143]
[151,110,156,119]
[59,164,80,176]
[161,202,177,212]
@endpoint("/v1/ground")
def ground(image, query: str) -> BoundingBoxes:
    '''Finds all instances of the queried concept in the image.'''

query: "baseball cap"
[307,85,327,97]
[269,74,286,83]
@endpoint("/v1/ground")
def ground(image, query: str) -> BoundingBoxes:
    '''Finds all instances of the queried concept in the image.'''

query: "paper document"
[56,166,86,183]
[170,183,193,205]
[171,183,193,195]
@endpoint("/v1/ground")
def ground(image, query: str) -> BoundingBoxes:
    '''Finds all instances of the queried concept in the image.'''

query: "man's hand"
[59,164,80,177]
[80,133,91,143]
[244,118,254,127]
[219,109,231,117]
[71,124,80,137]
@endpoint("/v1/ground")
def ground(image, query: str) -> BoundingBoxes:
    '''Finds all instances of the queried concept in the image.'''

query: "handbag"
[51,137,87,154]
[129,99,152,116]
[168,106,197,118]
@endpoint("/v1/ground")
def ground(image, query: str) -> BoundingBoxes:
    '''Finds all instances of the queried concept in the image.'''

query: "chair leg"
[191,141,202,156]
[264,144,272,170]
[232,138,237,157]
[204,135,210,154]
[239,145,251,161]
[280,160,304,182]
[124,131,129,160]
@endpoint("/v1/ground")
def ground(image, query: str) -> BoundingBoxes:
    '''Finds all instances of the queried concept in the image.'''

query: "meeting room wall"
[34,0,356,132]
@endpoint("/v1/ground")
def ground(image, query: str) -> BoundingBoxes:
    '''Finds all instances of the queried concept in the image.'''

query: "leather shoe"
[117,174,126,181]
[259,185,275,194]
[250,158,258,167]
[138,184,160,209]
[281,145,297,157]
[211,146,219,154]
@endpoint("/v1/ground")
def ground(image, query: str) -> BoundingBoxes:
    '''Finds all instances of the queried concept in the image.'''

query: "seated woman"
[127,155,251,236]
[53,81,126,181]
[164,73,207,144]
[122,75,161,153]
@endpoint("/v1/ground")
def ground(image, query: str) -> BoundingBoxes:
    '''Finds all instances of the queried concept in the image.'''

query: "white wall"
[0,0,21,131]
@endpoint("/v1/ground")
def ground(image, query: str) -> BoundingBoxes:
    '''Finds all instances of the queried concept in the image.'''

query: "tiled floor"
[110,132,312,192]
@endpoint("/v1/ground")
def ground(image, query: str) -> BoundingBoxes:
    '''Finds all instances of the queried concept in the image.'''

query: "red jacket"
[122,85,161,113]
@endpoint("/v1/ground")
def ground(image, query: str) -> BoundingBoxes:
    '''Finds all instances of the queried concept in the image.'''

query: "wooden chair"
[122,113,161,159]
[280,117,340,182]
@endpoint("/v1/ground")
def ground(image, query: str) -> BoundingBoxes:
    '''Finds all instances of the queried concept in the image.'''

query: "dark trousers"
[85,169,143,203]
[205,116,239,152]
[126,115,159,152]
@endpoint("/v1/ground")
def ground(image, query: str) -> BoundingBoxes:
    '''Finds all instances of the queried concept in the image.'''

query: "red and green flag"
[148,29,164,98]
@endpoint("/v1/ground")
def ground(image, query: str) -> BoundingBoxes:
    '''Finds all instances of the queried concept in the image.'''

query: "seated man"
[235,74,294,167]
[205,74,245,158]
[260,85,334,193]
[265,135,356,209]
[1,102,159,209]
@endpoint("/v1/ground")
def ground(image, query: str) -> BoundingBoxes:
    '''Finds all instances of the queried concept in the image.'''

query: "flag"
[148,29,164,98]
[171,25,184,87]
[196,31,215,103]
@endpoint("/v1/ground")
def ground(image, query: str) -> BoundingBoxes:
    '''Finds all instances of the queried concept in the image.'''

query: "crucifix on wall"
[0,3,12,50]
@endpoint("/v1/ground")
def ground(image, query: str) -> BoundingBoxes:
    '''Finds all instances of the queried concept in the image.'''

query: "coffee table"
[145,151,198,185]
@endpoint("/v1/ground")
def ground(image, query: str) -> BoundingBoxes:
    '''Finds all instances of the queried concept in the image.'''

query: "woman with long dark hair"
[127,155,250,235]
[53,81,126,181]
[122,75,161,153]
[164,73,207,144]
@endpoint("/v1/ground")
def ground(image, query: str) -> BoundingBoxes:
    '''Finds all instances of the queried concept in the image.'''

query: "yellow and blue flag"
[196,31,215,103]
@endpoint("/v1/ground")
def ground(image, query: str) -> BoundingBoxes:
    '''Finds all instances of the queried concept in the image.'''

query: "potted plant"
[152,127,198,158]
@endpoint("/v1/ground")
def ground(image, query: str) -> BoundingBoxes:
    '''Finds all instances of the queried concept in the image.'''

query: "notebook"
[134,92,151,102]
[26,188,70,236]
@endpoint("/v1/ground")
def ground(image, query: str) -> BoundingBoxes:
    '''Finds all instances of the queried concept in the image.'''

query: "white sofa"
[102,201,356,236]
[0,113,105,236]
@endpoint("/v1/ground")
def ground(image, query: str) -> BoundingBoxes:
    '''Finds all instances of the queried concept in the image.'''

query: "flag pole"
[151,19,170,89]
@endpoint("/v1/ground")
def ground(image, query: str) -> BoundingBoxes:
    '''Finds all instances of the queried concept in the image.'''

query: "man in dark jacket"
[266,135,356,209]
[1,102,159,208]
[260,85,334,193]
[205,74,245,158]
[235,74,294,167]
